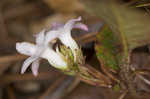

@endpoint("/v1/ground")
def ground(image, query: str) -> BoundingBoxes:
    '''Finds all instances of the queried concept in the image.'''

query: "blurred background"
[1,0,150,99]
[0,0,105,99]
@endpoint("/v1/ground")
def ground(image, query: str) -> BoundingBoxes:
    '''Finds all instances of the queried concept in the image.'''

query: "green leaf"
[81,0,150,92]
[81,0,150,69]
[81,0,150,50]
[95,26,120,70]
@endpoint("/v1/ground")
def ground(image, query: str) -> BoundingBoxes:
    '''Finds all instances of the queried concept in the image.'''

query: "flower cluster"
[16,16,88,76]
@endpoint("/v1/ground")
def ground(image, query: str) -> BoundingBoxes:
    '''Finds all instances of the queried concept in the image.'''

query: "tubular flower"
[16,16,88,76]
[45,16,88,61]
[16,30,67,76]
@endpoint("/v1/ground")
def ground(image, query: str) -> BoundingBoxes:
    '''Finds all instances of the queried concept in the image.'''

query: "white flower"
[16,30,67,76]
[45,16,88,61]
[16,16,88,76]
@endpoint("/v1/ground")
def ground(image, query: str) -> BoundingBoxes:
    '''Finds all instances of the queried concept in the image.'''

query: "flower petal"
[64,16,82,31]
[51,22,64,30]
[31,58,40,76]
[16,42,37,56]
[41,47,67,69]
[58,33,78,61]
[59,33,78,50]
[35,30,45,45]
[45,30,59,44]
[73,23,88,31]
[21,56,38,74]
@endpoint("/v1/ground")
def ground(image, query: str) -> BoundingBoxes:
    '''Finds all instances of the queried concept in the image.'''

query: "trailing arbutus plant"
[16,16,112,88]
[16,0,150,97]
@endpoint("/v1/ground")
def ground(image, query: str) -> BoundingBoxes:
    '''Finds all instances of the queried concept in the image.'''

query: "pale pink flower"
[16,16,88,76]
[45,16,88,60]
[16,30,67,76]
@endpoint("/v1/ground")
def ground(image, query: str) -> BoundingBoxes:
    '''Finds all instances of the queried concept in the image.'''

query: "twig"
[99,59,120,83]
[75,32,97,44]
[137,74,150,86]
[0,71,61,85]
[85,64,112,84]
[65,77,80,94]
[0,54,26,75]
[0,54,26,64]
[135,69,150,75]
[77,64,112,87]
[77,75,109,87]
[39,76,80,99]
[50,77,80,99]
[136,3,150,7]
[118,90,128,99]
[38,75,66,99]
